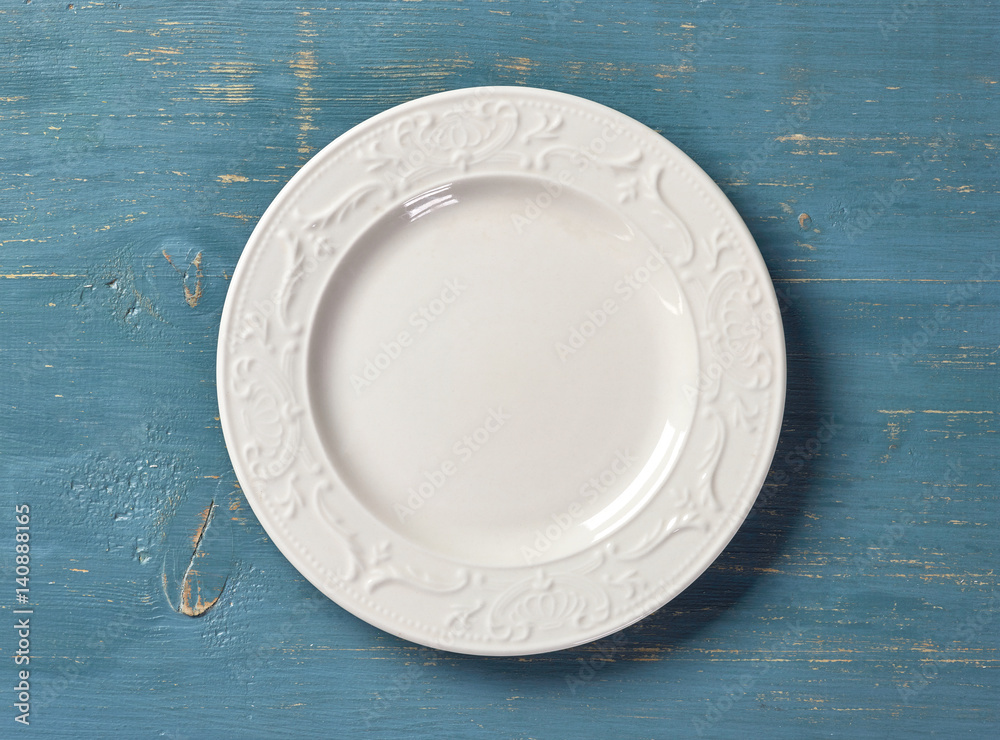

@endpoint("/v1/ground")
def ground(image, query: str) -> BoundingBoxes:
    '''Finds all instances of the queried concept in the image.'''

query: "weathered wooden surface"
[1,1,996,737]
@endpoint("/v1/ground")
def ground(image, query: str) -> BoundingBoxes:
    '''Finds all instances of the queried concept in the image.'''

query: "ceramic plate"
[217,87,786,655]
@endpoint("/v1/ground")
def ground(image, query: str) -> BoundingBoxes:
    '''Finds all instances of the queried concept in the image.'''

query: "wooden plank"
[1,0,996,736]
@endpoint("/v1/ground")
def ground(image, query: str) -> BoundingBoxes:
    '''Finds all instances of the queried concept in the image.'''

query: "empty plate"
[217,86,785,655]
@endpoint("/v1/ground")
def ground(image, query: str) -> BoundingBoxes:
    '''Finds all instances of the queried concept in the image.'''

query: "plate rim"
[217,85,787,655]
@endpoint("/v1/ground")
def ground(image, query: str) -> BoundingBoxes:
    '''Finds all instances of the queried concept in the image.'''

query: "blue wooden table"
[2,1,997,737]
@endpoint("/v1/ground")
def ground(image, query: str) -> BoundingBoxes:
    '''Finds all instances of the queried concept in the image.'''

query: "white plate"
[217,87,785,655]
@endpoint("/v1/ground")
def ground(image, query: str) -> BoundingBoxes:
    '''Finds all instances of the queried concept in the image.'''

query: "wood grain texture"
[1,0,996,737]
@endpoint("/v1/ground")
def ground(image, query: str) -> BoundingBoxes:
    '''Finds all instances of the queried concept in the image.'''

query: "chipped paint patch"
[213,211,257,222]
[163,500,226,617]
[162,250,204,308]
[291,15,320,158]
[192,60,258,105]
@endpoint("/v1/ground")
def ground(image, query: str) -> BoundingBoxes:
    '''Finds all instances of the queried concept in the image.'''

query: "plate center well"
[307,175,699,567]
